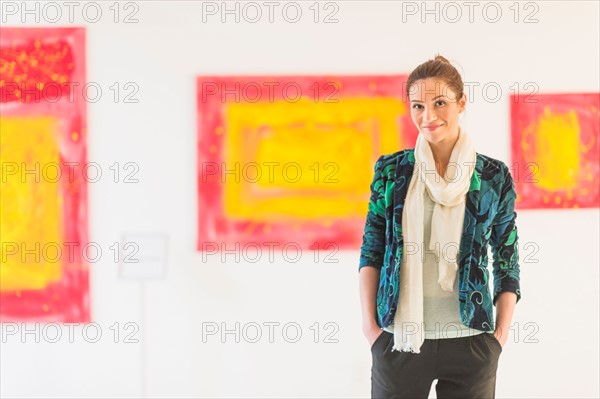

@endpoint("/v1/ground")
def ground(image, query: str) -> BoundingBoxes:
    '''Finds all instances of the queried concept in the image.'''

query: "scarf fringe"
[391,344,421,354]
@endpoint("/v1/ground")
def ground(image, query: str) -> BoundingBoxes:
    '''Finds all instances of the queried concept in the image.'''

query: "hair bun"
[434,55,450,64]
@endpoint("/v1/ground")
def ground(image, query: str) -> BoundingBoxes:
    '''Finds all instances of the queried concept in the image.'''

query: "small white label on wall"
[119,233,168,280]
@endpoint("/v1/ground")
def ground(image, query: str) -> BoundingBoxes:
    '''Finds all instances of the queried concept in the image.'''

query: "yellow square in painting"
[533,108,581,191]
[0,117,63,291]
[224,97,405,221]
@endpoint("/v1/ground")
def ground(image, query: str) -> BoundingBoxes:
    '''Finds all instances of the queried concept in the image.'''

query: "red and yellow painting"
[0,28,90,322]
[197,75,418,251]
[511,93,600,209]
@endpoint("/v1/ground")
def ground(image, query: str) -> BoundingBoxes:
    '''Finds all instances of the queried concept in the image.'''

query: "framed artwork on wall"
[196,75,418,252]
[510,92,600,209]
[0,28,90,322]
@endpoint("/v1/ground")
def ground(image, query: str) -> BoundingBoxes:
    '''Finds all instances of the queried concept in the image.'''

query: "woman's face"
[409,78,466,145]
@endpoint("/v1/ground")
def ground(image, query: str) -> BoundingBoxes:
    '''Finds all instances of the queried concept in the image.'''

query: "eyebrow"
[410,95,445,103]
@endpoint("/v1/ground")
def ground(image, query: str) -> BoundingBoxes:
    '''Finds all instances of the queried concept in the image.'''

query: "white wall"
[1,1,599,398]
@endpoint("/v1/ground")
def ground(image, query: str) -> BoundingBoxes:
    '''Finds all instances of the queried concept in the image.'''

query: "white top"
[383,189,485,339]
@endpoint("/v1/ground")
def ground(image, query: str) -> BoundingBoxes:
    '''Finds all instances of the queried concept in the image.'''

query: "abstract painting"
[510,93,600,209]
[0,28,90,322]
[197,75,417,251]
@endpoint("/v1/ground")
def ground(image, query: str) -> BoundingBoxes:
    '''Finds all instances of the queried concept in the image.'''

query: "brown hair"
[406,54,465,104]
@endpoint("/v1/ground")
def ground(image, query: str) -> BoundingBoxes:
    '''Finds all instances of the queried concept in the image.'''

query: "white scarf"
[392,125,476,353]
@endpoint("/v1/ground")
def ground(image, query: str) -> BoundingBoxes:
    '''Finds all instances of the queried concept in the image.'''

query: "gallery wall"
[1,1,599,398]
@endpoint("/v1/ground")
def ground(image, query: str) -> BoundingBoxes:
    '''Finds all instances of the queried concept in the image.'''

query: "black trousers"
[371,331,502,399]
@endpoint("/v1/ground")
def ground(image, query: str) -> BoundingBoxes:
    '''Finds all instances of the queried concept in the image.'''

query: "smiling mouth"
[424,124,444,130]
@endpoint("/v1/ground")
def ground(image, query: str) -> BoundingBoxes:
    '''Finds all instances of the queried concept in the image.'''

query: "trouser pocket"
[482,333,503,354]
[370,330,387,352]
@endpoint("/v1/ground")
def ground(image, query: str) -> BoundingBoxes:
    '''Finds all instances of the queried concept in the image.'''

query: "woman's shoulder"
[370,149,416,182]
[477,152,510,171]
[378,148,415,166]
[476,152,513,187]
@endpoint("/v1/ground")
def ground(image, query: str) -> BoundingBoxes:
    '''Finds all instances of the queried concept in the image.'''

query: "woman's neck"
[429,127,461,178]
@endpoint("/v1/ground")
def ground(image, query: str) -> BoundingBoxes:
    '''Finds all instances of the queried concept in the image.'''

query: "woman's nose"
[423,109,437,122]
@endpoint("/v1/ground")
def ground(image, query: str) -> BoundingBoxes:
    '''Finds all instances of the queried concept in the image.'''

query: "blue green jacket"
[359,149,521,332]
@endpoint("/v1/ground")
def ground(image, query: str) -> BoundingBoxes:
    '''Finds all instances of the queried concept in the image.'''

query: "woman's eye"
[411,102,444,110]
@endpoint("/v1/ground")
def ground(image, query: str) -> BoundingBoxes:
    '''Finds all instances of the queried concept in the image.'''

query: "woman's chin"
[422,131,446,143]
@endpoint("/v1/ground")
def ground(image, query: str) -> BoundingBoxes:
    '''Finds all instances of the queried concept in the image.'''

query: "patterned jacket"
[359,149,521,332]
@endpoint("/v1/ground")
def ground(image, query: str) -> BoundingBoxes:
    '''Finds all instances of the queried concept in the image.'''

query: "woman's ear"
[458,93,467,114]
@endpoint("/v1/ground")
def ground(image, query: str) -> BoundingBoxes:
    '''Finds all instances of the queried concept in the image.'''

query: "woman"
[358,55,521,398]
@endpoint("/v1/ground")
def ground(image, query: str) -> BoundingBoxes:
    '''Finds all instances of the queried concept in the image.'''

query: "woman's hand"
[493,330,507,348]
[363,322,384,348]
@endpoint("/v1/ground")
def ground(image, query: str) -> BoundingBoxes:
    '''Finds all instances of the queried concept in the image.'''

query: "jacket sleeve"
[358,155,386,272]
[490,163,521,306]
